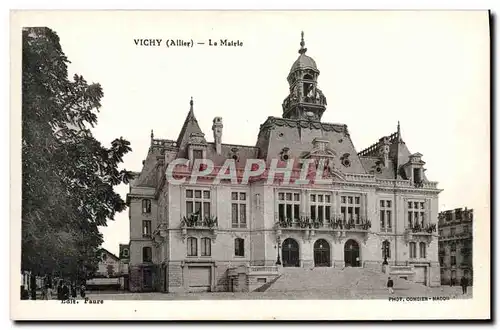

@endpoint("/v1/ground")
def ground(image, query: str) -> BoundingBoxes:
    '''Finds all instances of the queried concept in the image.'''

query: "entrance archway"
[282,238,300,267]
[314,239,331,267]
[344,239,360,267]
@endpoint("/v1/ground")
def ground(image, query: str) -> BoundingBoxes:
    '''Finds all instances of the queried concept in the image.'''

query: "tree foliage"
[22,27,132,279]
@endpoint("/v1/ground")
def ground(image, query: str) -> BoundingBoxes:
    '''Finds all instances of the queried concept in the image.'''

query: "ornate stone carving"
[188,132,207,145]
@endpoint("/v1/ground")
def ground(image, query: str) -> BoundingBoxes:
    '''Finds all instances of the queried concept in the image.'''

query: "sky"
[15,11,490,255]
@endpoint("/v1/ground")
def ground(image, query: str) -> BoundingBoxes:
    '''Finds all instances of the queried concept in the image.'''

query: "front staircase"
[265,267,436,298]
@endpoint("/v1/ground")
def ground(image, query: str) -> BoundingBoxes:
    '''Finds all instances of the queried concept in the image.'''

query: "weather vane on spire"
[299,31,307,55]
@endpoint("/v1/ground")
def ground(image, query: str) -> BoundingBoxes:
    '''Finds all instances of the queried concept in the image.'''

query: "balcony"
[404,223,437,244]
[439,232,472,242]
[180,214,219,241]
[275,216,371,242]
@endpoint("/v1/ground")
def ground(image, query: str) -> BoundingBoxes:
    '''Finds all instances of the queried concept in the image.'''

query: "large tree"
[22,27,132,280]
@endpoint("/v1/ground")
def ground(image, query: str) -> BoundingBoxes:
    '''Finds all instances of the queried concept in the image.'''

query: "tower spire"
[298,31,307,55]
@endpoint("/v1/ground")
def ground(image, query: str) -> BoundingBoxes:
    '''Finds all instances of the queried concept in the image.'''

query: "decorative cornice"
[259,116,348,135]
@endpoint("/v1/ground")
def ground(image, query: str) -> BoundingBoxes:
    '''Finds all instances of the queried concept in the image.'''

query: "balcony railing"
[276,216,371,231]
[275,216,371,241]
[180,214,218,241]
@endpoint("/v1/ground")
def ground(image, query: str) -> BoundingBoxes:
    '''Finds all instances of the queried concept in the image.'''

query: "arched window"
[187,237,197,256]
[235,238,245,257]
[409,242,417,259]
[419,242,426,259]
[122,248,129,258]
[142,247,152,262]
[382,240,391,259]
[201,237,211,256]
[304,74,313,80]
[142,199,151,213]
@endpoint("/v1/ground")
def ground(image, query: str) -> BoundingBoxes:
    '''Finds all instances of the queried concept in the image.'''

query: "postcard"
[10,10,491,320]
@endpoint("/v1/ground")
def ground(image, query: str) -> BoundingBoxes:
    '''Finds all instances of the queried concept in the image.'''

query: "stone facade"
[438,208,473,285]
[126,33,442,293]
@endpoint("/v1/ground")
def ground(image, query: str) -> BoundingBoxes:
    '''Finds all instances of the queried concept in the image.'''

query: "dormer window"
[413,168,422,184]
[193,149,203,160]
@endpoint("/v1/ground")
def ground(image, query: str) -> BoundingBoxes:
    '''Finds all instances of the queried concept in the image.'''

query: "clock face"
[306,111,315,117]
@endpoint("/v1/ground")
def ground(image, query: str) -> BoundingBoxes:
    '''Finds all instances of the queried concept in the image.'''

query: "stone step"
[267,267,434,294]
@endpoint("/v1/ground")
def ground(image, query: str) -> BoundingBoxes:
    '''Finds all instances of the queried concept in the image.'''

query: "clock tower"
[282,31,327,121]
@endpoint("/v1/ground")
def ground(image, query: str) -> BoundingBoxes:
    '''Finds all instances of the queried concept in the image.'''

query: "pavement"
[80,268,472,301]
[29,268,473,301]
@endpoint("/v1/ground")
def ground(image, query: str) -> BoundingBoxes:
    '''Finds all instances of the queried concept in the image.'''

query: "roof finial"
[190,96,193,109]
[299,31,307,55]
[150,129,154,140]
[397,121,402,142]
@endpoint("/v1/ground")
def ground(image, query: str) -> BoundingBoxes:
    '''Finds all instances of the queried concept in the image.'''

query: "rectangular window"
[340,195,361,224]
[409,242,417,258]
[201,237,211,256]
[380,199,393,231]
[187,237,197,257]
[142,199,151,214]
[407,200,426,229]
[309,193,332,224]
[419,243,426,259]
[278,191,301,222]
[232,192,248,228]
[451,256,456,266]
[142,247,152,262]
[451,243,456,253]
[463,225,469,233]
[142,220,152,237]
[450,227,456,236]
[185,188,211,223]
[235,238,245,257]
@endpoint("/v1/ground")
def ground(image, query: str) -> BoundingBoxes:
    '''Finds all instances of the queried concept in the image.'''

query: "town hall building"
[126,33,442,293]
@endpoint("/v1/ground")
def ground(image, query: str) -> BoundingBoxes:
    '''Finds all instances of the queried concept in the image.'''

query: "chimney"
[212,117,223,155]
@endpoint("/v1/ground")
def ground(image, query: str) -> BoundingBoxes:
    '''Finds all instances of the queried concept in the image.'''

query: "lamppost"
[275,236,282,266]
[383,244,389,265]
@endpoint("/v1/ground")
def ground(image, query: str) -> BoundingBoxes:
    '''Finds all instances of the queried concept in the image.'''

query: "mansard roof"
[256,116,368,174]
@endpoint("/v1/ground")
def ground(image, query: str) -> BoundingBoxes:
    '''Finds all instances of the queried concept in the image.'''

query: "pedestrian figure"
[62,282,70,300]
[80,283,86,299]
[387,277,394,294]
[41,284,48,300]
[20,285,29,300]
[71,283,78,298]
[57,281,63,300]
[460,276,468,294]
[46,284,52,300]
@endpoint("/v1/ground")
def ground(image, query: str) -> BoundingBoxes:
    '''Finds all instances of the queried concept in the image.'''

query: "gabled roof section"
[176,97,205,149]
[97,248,120,261]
